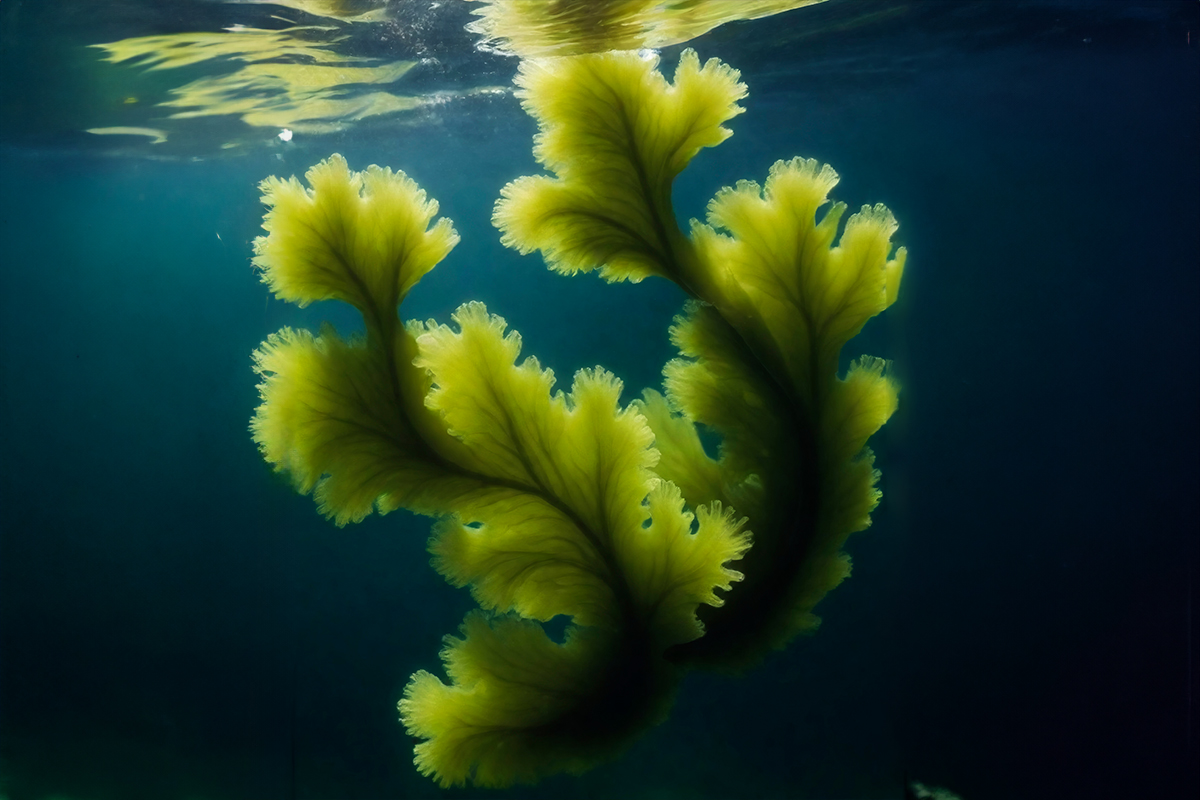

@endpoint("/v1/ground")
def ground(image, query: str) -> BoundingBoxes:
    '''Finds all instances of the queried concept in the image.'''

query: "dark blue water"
[1,2,1197,798]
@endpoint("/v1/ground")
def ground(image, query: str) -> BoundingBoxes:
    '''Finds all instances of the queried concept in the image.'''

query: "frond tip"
[494,49,746,283]
[616,482,752,647]
[249,325,452,525]
[691,156,907,406]
[254,153,459,317]
[399,613,671,788]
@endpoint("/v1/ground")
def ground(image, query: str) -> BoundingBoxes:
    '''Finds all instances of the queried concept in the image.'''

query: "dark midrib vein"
[334,236,643,621]
[613,93,675,273]
[572,83,824,642]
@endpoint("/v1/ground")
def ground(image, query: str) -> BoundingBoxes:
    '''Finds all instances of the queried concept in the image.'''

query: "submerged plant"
[250,45,903,789]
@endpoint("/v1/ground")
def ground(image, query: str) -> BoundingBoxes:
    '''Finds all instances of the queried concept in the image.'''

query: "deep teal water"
[1,2,1198,799]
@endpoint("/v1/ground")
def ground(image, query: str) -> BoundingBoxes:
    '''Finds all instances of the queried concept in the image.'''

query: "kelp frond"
[250,155,749,785]
[496,50,905,669]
